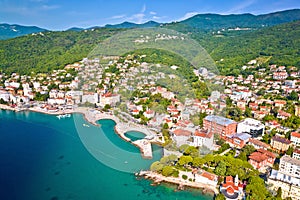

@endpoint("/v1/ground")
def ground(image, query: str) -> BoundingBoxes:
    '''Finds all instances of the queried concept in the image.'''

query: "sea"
[0,109,213,200]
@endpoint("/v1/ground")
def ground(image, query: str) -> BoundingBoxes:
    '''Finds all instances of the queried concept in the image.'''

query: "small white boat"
[57,114,71,119]
[83,124,90,127]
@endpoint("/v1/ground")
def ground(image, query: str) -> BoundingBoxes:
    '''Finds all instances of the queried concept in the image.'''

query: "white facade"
[0,90,10,102]
[237,118,265,136]
[291,132,300,146]
[192,131,214,150]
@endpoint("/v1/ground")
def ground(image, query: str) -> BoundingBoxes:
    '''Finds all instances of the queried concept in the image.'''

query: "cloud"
[128,13,145,24]
[141,4,146,13]
[150,11,156,15]
[40,4,60,10]
[225,0,257,14]
[178,12,199,21]
[110,14,126,19]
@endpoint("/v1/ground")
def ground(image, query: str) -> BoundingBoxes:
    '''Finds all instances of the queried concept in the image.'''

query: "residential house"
[277,110,291,120]
[192,130,214,150]
[144,110,155,119]
[171,129,192,147]
[273,71,288,80]
[248,138,270,150]
[291,132,300,147]
[99,92,120,107]
[271,136,291,152]
[293,148,300,160]
[248,149,276,171]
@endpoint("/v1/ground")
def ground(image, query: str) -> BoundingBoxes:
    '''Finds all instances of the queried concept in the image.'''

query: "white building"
[291,132,300,146]
[0,89,10,102]
[268,155,300,199]
[237,118,265,137]
[82,92,98,104]
[99,92,120,107]
[192,130,214,150]
[171,129,192,147]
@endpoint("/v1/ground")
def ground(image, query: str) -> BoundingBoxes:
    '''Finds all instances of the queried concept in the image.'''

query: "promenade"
[139,170,218,194]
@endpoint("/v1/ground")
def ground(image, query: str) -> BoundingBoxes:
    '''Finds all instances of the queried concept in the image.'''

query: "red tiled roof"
[291,132,300,139]
[173,129,192,136]
[257,148,276,158]
[249,152,268,162]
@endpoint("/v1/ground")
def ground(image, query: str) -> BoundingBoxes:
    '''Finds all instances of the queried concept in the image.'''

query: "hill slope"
[164,9,300,32]
[0,23,47,40]
[0,29,120,74]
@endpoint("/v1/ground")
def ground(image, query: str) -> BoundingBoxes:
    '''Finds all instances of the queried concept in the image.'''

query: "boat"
[56,114,71,119]
[83,124,90,127]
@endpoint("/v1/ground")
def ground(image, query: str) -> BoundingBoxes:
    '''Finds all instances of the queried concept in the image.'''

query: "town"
[1,55,300,200]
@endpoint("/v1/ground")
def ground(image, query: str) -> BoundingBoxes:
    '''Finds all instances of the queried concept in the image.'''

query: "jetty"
[74,107,163,159]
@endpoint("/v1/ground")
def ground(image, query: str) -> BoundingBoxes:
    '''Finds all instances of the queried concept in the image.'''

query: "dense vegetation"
[0,10,300,76]
[0,28,121,74]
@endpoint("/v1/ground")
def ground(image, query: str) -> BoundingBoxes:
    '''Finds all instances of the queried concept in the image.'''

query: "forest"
[0,18,299,76]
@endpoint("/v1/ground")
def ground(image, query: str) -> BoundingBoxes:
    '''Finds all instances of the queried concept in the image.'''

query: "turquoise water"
[125,131,146,141]
[0,109,213,200]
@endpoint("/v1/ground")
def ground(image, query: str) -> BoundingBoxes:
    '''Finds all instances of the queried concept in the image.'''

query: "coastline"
[138,170,218,195]
[1,104,219,196]
[0,104,162,159]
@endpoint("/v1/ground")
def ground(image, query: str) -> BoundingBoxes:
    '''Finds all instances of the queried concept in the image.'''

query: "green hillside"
[0,10,299,76]
[0,28,120,74]
[0,23,48,40]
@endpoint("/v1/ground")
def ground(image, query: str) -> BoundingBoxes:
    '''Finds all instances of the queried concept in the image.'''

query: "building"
[271,136,291,152]
[228,132,251,149]
[268,155,300,199]
[220,175,244,200]
[237,118,265,137]
[82,92,98,104]
[248,138,270,150]
[0,89,10,102]
[248,149,276,171]
[203,115,237,138]
[192,130,214,150]
[99,92,120,107]
[293,148,300,160]
[291,132,300,147]
[171,129,192,147]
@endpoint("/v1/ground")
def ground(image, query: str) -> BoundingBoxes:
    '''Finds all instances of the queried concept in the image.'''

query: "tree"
[215,193,226,200]
[162,123,169,129]
[288,91,298,101]
[246,176,270,200]
[162,166,174,177]
[244,106,252,117]
[214,161,227,176]
[150,161,164,172]
[286,146,294,156]
[178,155,193,166]
[275,187,282,198]
[192,157,205,168]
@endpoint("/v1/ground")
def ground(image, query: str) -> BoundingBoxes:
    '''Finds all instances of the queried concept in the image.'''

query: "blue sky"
[0,0,299,30]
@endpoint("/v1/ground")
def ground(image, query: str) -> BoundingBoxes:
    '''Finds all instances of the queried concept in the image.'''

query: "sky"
[0,0,300,30]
